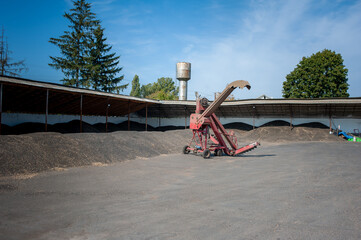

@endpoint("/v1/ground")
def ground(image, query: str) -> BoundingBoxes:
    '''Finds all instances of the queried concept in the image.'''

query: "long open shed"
[0,76,158,133]
[143,98,361,119]
[1,76,361,133]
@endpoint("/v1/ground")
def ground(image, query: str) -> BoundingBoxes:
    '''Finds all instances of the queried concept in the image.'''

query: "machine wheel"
[215,149,223,156]
[183,145,190,154]
[203,149,211,159]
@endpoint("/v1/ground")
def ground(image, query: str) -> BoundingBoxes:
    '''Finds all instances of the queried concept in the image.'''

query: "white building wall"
[142,116,361,133]
[2,113,361,133]
[2,113,127,126]
[219,117,361,133]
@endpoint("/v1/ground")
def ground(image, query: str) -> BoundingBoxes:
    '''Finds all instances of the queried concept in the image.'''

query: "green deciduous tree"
[140,77,179,100]
[283,49,349,98]
[130,74,141,97]
[0,27,27,77]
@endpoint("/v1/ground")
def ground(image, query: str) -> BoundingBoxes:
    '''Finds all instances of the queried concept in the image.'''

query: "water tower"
[176,62,191,100]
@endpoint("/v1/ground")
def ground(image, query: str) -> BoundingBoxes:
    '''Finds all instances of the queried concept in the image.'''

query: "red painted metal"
[185,80,260,158]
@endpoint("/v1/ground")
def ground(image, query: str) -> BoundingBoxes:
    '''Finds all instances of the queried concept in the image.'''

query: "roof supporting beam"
[45,89,49,132]
[145,103,148,132]
[0,83,3,135]
[80,94,83,133]
[289,105,293,128]
[106,98,109,133]
[184,106,187,129]
[128,100,130,131]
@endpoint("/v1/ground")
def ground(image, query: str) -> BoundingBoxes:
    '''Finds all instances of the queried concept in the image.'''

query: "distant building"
[257,94,272,99]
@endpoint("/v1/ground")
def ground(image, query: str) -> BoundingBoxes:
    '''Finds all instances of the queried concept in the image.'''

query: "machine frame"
[183,80,260,158]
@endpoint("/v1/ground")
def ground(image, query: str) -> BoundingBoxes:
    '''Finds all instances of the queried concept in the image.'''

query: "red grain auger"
[183,80,260,158]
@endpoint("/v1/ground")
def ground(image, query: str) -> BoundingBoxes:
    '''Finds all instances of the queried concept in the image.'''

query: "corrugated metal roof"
[140,98,361,118]
[0,76,158,103]
[0,76,158,116]
[1,76,361,119]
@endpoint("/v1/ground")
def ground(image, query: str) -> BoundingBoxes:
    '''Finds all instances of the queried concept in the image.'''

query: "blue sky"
[1,0,360,100]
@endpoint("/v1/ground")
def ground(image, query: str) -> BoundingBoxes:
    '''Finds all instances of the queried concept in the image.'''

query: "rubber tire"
[203,149,211,159]
[183,145,190,154]
[216,149,223,156]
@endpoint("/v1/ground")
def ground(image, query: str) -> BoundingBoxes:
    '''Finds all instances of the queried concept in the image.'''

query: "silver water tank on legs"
[176,62,191,100]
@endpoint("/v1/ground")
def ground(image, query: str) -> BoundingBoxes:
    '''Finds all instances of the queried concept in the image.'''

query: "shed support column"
[252,106,255,130]
[45,89,49,132]
[158,105,161,127]
[0,83,3,135]
[184,107,187,129]
[80,95,83,133]
[106,99,109,133]
[290,115,293,128]
[145,103,148,132]
[329,116,332,132]
[128,101,130,131]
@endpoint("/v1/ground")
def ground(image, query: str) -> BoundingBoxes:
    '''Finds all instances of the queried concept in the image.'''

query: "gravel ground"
[0,142,360,239]
[0,130,190,175]
[0,125,344,175]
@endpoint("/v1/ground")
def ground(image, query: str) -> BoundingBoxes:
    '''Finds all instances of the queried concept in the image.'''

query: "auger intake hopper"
[184,80,260,158]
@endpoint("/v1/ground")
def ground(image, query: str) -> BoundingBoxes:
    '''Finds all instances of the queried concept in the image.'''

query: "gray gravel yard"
[1,142,361,239]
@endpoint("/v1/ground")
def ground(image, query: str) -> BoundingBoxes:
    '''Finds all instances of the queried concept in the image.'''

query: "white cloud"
[89,0,361,99]
[182,0,361,99]
[182,44,194,54]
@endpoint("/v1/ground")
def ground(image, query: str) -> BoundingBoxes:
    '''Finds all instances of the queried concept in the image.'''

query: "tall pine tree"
[49,0,99,87]
[85,26,127,93]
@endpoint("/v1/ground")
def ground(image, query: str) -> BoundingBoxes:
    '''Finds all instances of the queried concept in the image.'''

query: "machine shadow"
[230,154,276,158]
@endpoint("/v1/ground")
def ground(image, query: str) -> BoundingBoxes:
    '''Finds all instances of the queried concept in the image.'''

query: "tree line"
[130,75,179,100]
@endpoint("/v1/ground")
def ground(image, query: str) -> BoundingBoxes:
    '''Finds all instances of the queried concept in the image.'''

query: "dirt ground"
[0,120,345,176]
[0,142,360,239]
[0,121,359,239]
